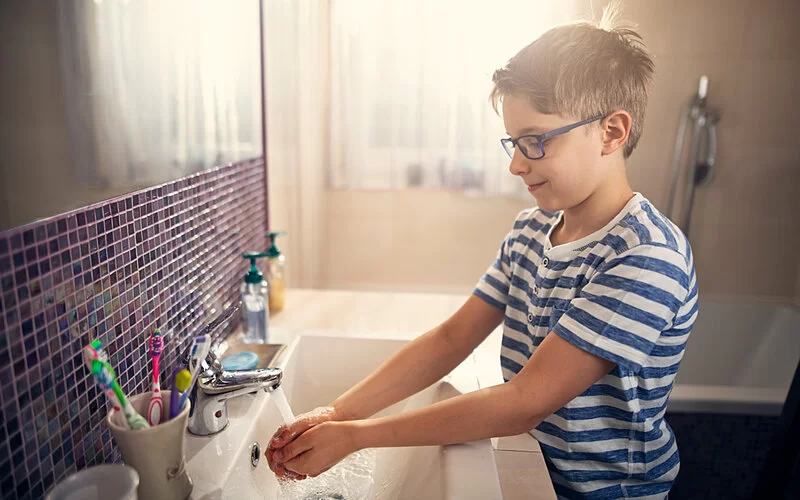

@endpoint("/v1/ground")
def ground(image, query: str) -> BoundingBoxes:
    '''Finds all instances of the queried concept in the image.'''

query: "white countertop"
[268,289,556,500]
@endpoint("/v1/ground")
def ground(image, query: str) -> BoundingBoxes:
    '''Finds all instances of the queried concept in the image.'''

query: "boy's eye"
[519,137,540,149]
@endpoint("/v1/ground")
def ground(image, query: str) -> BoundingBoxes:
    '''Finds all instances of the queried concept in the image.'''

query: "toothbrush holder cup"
[107,390,193,500]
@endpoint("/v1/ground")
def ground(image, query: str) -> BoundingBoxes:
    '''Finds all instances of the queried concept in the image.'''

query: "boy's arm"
[331,295,505,420]
[350,332,613,449]
[274,331,614,475]
[268,295,504,479]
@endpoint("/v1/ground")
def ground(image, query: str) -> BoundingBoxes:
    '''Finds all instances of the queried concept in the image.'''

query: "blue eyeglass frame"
[501,115,606,160]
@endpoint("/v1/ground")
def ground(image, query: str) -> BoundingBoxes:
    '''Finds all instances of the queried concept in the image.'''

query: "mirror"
[0,0,264,231]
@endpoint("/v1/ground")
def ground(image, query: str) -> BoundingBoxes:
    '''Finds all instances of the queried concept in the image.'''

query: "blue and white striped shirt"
[474,193,698,500]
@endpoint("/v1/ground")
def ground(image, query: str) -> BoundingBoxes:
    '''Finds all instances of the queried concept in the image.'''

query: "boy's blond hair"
[490,5,654,158]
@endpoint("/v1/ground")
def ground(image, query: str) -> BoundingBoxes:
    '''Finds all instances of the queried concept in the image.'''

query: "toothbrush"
[170,335,199,416]
[92,358,150,430]
[82,341,123,416]
[169,367,192,420]
[169,367,183,420]
[147,331,165,426]
[176,335,210,413]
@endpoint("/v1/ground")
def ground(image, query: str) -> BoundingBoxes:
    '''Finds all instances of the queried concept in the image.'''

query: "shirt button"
[534,286,540,294]
[527,313,534,323]
[542,257,550,267]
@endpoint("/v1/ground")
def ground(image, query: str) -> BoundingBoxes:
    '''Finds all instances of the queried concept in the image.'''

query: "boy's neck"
[552,168,634,247]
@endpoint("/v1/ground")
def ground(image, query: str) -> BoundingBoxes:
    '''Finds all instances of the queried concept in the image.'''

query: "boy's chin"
[531,193,564,212]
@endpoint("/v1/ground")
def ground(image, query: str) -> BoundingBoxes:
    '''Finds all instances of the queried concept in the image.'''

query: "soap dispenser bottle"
[266,231,286,313]
[241,252,269,344]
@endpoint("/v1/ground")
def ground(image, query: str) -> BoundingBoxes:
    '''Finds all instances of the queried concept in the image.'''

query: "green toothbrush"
[91,358,150,430]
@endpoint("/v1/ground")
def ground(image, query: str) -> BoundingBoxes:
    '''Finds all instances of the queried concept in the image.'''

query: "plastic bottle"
[266,232,286,313]
[241,252,269,343]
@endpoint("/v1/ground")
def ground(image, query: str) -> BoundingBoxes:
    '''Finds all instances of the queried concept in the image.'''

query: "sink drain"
[251,442,261,468]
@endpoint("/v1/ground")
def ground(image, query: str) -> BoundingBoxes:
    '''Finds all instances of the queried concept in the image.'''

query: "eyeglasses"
[501,115,605,160]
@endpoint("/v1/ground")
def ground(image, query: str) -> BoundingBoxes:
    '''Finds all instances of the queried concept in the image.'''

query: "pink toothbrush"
[147,330,165,426]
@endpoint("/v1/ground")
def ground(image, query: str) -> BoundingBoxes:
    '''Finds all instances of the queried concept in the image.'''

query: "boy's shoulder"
[510,195,693,268]
[609,195,692,262]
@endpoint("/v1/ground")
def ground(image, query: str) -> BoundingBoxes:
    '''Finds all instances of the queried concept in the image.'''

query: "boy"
[267,9,697,499]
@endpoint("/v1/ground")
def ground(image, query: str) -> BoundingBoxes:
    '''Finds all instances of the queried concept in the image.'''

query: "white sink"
[185,335,503,499]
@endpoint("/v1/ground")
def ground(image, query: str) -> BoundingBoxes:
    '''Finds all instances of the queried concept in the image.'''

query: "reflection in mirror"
[0,0,263,230]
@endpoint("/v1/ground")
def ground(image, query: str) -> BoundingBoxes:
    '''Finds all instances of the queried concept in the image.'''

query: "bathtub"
[668,297,800,416]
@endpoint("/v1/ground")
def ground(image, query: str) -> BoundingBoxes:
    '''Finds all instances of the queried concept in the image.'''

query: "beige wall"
[626,0,800,300]
[317,0,800,301]
[322,190,530,294]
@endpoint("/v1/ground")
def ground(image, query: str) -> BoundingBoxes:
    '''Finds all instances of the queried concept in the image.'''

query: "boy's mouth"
[527,181,547,193]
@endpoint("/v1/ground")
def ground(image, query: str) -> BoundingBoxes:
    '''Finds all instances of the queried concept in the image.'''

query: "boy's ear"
[600,110,632,156]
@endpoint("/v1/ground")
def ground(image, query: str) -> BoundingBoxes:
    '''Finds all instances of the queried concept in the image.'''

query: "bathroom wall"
[0,159,268,499]
[318,0,800,301]
[0,1,73,229]
[628,0,800,301]
[322,190,529,294]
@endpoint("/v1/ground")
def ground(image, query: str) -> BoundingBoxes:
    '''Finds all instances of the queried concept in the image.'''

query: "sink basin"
[185,335,503,499]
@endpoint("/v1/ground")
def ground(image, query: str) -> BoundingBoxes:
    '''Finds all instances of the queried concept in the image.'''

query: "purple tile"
[10,233,22,251]
[23,230,35,247]
[46,223,58,239]
[13,252,24,268]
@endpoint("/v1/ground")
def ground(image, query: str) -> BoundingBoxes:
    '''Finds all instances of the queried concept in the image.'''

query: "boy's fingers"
[272,419,313,448]
[274,437,313,464]
[267,447,305,481]
[267,449,280,473]
[275,463,306,481]
[270,425,288,445]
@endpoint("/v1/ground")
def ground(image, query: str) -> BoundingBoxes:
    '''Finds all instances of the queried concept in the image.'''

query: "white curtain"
[328,0,582,196]
[57,0,262,189]
[264,0,330,288]
[262,0,587,287]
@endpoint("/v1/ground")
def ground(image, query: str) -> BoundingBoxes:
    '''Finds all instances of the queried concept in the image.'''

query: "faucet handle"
[179,302,242,365]
[200,349,224,377]
[180,339,224,375]
[199,366,283,395]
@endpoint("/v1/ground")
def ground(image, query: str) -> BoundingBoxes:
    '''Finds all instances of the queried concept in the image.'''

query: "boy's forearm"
[348,332,616,450]
[351,381,539,449]
[331,325,473,421]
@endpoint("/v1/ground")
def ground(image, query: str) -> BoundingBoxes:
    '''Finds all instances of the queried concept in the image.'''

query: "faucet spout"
[187,348,283,436]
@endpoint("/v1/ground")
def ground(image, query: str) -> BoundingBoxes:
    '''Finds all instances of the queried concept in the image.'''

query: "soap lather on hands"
[266,406,345,480]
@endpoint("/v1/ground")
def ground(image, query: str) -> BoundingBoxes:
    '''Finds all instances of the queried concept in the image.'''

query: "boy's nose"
[508,150,532,177]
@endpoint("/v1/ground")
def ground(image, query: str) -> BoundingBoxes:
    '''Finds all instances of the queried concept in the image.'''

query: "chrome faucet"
[180,304,283,436]
[186,349,282,436]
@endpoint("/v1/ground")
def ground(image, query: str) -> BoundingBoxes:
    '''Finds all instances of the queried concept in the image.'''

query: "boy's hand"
[266,406,343,479]
[272,420,360,478]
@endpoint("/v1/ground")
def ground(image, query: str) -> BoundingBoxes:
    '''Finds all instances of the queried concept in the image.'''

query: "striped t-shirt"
[474,193,698,500]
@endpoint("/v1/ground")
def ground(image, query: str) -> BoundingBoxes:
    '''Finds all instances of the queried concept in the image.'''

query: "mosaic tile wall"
[0,158,268,500]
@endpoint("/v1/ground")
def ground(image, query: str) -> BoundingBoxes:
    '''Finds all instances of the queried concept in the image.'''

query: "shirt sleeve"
[473,230,514,311]
[551,244,691,373]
